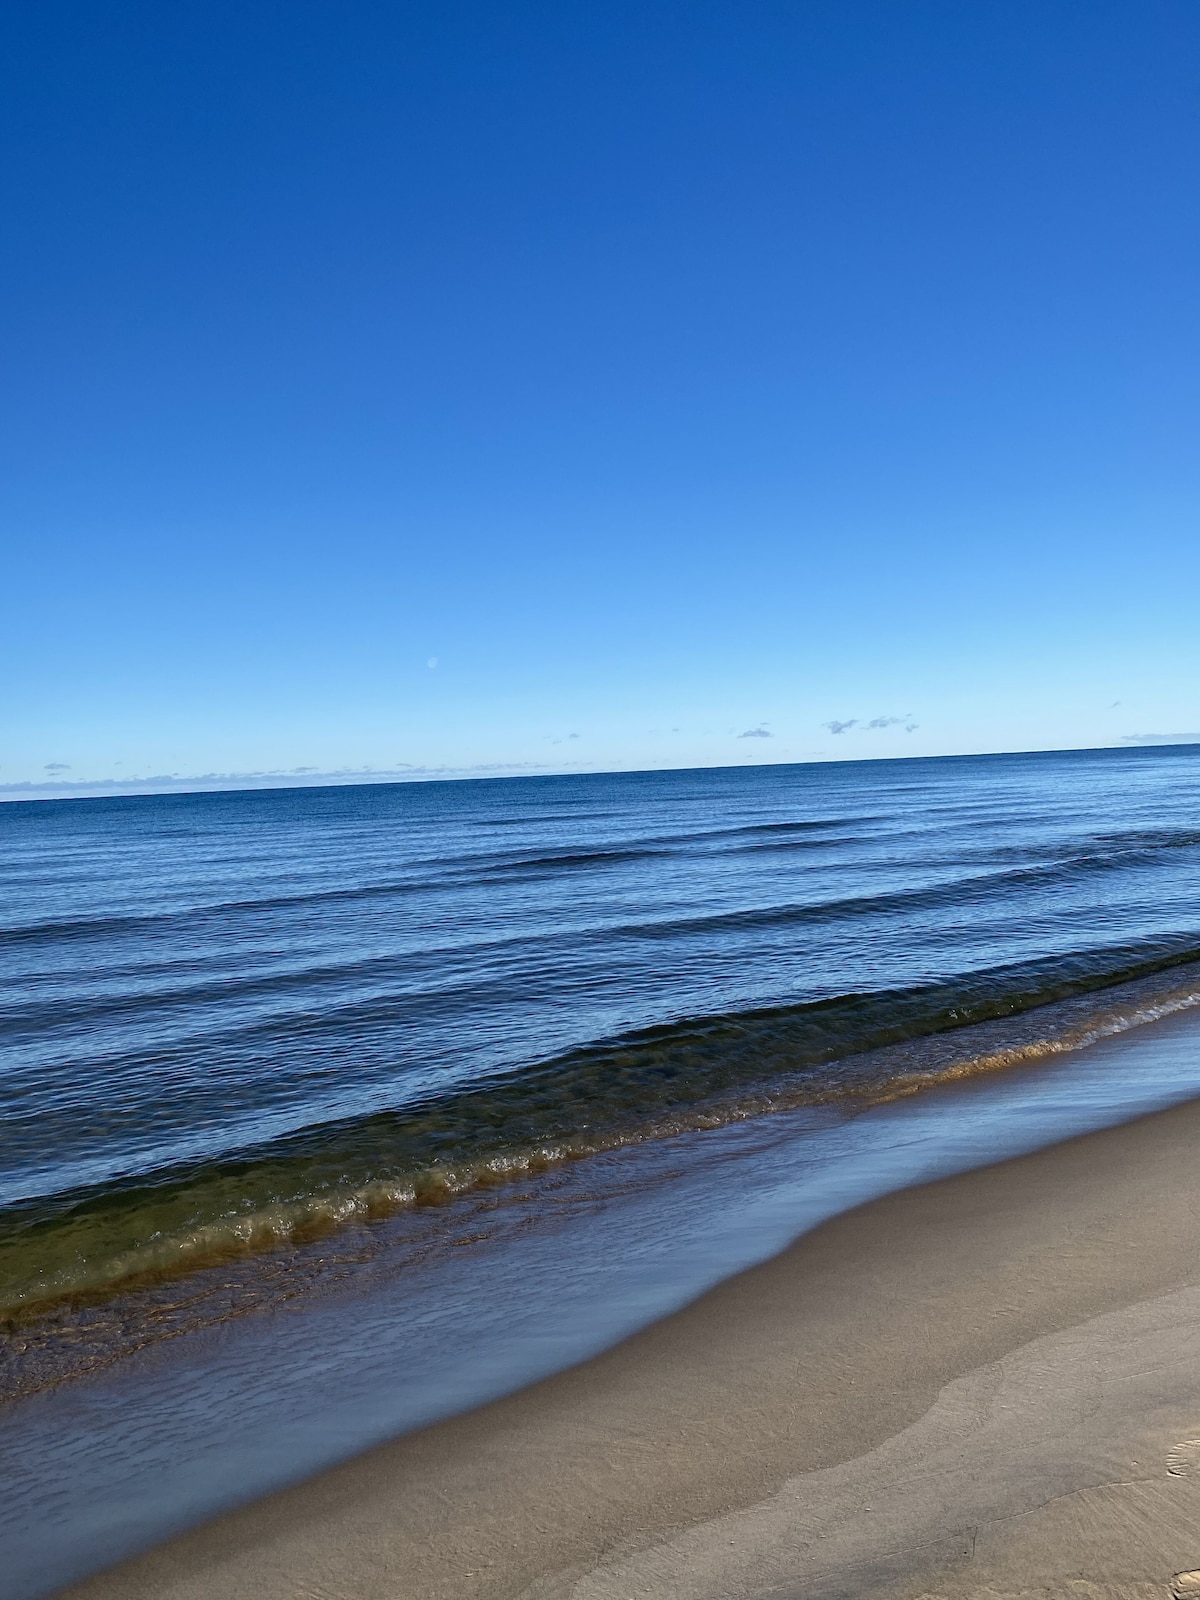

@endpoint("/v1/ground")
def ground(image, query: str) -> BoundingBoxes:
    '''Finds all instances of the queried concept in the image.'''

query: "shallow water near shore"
[7,1003,1200,1600]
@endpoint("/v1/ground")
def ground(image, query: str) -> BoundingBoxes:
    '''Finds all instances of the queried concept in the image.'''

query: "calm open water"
[5,747,1200,1594]
[5,747,1200,1322]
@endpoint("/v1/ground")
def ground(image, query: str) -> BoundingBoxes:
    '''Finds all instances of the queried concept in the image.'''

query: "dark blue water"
[4,746,1200,1332]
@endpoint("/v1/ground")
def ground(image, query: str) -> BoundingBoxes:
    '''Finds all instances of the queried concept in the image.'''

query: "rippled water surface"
[4,747,1200,1325]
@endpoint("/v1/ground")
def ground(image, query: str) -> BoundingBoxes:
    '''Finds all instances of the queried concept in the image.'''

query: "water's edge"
[6,941,1200,1332]
[8,1001,1200,1600]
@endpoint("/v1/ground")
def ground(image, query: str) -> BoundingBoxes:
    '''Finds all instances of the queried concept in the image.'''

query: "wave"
[7,818,1197,954]
[6,864,1144,1037]
[4,938,1200,1324]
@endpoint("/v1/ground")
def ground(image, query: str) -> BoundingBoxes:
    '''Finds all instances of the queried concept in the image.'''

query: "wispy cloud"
[0,762,566,802]
[44,762,71,773]
[1120,732,1200,745]
[824,714,918,736]
[738,725,772,739]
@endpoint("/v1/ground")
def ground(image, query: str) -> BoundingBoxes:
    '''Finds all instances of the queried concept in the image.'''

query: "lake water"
[5,746,1200,1594]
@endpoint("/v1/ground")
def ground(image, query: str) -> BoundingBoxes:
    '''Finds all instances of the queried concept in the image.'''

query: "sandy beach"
[52,1087,1200,1600]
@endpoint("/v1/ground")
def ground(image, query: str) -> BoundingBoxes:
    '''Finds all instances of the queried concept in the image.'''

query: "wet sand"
[60,1092,1200,1600]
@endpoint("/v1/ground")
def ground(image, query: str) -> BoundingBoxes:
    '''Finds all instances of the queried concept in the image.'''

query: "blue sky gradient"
[4,1,1199,796]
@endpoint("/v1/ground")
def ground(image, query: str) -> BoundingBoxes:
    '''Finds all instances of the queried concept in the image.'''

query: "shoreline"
[59,1080,1200,1599]
[11,951,1200,1399]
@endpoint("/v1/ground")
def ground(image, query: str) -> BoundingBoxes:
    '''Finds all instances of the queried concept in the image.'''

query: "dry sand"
[60,1093,1200,1600]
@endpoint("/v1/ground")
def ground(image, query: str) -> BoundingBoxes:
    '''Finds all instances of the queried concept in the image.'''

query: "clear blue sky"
[4,0,1199,796]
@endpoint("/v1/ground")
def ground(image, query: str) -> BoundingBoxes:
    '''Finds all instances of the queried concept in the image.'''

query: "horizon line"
[4,738,1199,804]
